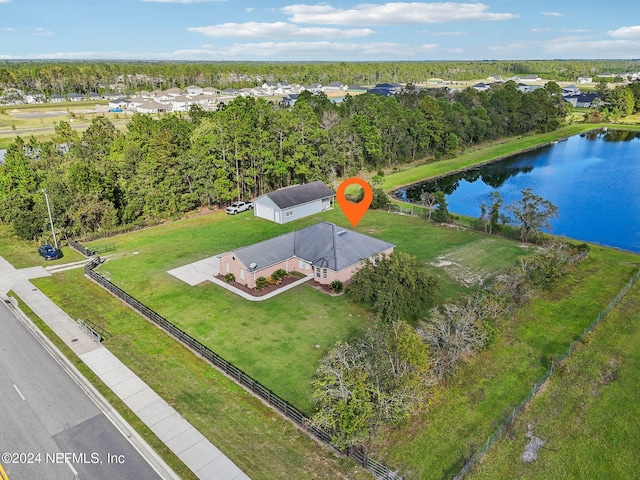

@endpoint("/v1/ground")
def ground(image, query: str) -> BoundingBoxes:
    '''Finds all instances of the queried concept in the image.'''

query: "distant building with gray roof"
[253,181,335,224]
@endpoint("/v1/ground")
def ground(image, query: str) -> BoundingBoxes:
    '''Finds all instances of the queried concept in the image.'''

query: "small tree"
[432,191,453,223]
[419,191,438,220]
[329,280,343,293]
[506,188,558,242]
[349,252,439,321]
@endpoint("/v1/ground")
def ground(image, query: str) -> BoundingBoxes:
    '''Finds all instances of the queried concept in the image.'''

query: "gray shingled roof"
[234,222,394,272]
[263,181,334,209]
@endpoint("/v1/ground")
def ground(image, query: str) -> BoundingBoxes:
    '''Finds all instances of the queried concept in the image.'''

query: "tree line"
[2,59,640,95]
[1,83,568,240]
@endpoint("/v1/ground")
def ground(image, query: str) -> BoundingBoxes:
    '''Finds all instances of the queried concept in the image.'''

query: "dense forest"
[1,59,640,94]
[0,81,575,241]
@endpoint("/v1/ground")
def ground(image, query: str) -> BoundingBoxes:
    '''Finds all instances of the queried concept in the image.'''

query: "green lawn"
[367,246,640,479]
[85,208,528,412]
[467,280,640,480]
[30,269,371,480]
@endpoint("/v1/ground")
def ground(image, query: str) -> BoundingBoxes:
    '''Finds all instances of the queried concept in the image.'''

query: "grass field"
[467,280,640,480]
[29,269,371,480]
[0,226,85,268]
[83,208,528,412]
[367,246,640,479]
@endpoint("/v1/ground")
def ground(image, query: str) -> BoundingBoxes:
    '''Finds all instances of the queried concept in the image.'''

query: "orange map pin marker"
[336,177,373,227]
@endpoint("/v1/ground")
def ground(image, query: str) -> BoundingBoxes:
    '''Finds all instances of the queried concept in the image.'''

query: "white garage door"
[255,203,275,222]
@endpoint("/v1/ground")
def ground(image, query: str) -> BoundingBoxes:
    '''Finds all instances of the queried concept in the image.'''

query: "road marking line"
[12,384,25,401]
[0,463,10,480]
[65,459,78,476]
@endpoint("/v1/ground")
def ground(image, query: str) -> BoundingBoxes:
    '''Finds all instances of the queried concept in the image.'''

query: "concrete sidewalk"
[0,255,250,480]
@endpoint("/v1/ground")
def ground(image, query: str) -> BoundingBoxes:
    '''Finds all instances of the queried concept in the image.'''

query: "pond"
[394,130,640,253]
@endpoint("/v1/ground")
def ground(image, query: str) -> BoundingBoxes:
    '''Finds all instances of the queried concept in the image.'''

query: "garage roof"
[260,181,334,209]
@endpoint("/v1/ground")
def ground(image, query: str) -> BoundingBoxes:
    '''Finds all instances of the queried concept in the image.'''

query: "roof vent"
[337,230,347,236]
[249,262,257,269]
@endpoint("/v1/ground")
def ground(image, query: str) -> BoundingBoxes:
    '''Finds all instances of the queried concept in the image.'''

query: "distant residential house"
[101,92,121,100]
[49,94,65,103]
[136,101,172,114]
[253,181,335,224]
[562,84,581,96]
[169,95,194,111]
[66,92,84,102]
[281,94,299,108]
[108,98,131,109]
[221,88,239,96]
[88,92,101,101]
[185,85,203,96]
[303,83,322,94]
[563,93,600,108]
[25,92,46,104]
[217,222,395,289]
[323,81,347,93]
[368,83,403,96]
[202,87,221,95]
[517,83,543,93]
[576,77,593,84]
[164,87,182,97]
[471,82,490,92]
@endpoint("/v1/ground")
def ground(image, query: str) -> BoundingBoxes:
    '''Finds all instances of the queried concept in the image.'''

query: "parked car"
[38,245,63,260]
[226,201,253,215]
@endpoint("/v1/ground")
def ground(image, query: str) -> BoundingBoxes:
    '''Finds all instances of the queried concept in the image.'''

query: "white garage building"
[253,181,335,224]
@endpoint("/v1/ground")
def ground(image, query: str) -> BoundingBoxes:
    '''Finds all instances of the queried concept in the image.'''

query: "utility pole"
[42,188,58,250]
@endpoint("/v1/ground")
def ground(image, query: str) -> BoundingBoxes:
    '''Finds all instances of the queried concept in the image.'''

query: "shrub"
[329,280,343,293]
[272,269,287,281]
[223,273,235,284]
[268,275,281,286]
[255,276,269,291]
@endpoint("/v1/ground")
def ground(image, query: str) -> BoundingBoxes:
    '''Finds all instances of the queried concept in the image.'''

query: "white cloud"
[542,12,564,17]
[0,41,458,61]
[608,25,640,38]
[141,0,225,3]
[531,28,551,33]
[246,7,254,12]
[424,31,468,36]
[188,22,374,38]
[543,36,640,57]
[1,27,17,32]
[562,29,590,33]
[33,27,54,37]
[281,2,517,25]
[0,0,11,3]
[183,41,445,59]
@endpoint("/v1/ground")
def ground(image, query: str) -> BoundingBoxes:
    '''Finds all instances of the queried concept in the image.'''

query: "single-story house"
[471,82,490,92]
[185,85,203,96]
[66,92,84,102]
[577,77,593,84]
[563,93,600,108]
[217,222,395,288]
[49,94,65,103]
[561,84,581,96]
[253,181,335,224]
[108,98,131,109]
[136,101,172,114]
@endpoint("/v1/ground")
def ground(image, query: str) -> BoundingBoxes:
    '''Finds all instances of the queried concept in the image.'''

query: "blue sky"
[1,1,640,61]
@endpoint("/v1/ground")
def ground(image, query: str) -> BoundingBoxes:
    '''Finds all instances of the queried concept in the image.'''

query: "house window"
[225,262,230,273]
[240,269,245,280]
[285,210,294,217]
[299,259,304,269]
[316,267,321,278]
[322,268,328,279]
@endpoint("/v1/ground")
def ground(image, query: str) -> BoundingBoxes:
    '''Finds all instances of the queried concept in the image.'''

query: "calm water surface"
[395,130,640,252]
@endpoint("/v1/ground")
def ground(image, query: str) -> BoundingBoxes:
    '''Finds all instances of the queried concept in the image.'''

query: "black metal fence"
[70,239,95,257]
[84,256,401,480]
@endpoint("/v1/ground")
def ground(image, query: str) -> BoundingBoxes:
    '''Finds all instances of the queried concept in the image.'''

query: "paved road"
[0,301,162,480]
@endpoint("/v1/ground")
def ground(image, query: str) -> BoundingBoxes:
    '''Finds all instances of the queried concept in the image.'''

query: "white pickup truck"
[226,201,253,215]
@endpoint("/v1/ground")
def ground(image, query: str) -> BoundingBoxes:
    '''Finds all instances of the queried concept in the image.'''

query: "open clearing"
[84,208,526,412]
